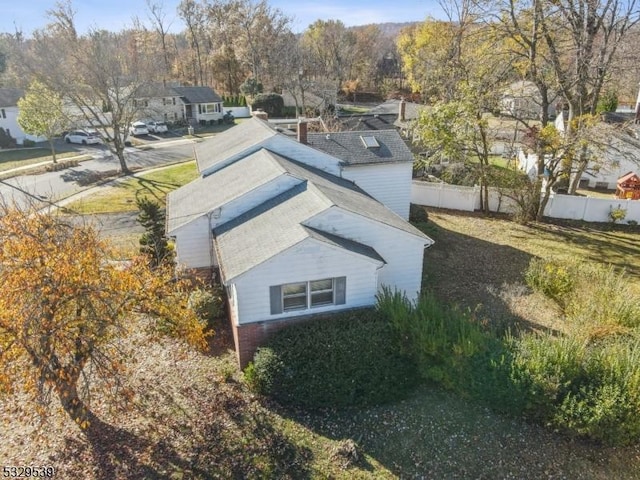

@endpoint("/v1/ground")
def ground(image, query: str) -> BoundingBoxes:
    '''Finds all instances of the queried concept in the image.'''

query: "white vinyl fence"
[411,180,640,224]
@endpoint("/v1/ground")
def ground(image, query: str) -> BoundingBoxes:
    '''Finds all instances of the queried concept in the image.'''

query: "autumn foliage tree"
[0,205,207,434]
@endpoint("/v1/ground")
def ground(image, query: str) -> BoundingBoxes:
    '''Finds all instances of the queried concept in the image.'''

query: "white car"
[64,130,102,145]
[129,121,149,136]
[146,121,168,134]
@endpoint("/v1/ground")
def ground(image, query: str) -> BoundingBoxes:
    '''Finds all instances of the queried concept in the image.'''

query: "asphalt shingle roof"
[302,226,385,264]
[337,114,398,131]
[214,182,331,281]
[195,118,278,174]
[171,86,223,104]
[168,119,432,281]
[306,129,413,165]
[203,153,429,280]
[0,88,24,108]
[166,149,291,233]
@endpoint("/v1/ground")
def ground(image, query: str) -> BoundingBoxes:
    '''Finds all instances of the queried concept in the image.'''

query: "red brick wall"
[231,312,349,368]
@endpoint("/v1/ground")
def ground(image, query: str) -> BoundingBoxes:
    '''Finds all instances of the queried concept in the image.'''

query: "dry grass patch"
[421,208,640,332]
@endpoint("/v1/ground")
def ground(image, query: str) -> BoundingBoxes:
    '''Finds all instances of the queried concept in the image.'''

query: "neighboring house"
[368,98,424,132]
[0,88,46,145]
[550,112,640,190]
[166,117,433,366]
[500,80,557,120]
[134,84,224,124]
[518,130,640,190]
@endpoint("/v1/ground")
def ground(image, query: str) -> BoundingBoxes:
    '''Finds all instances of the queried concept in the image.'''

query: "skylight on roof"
[360,135,380,148]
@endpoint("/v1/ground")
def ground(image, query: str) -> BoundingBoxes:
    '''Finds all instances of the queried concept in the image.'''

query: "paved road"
[0,140,196,209]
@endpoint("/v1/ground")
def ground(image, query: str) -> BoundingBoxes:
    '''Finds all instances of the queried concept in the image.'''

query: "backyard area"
[2,206,640,478]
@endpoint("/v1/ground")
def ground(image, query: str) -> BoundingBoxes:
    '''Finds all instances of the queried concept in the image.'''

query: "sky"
[1,0,445,36]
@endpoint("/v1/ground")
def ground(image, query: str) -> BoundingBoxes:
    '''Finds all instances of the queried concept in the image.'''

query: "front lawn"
[67,161,198,214]
[0,148,82,172]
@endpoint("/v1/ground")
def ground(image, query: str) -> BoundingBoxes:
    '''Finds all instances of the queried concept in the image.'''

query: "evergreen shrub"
[244,309,419,408]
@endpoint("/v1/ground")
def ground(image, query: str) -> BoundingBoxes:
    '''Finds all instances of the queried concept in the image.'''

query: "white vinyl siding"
[232,238,381,324]
[342,162,412,220]
[307,206,427,302]
[172,216,217,268]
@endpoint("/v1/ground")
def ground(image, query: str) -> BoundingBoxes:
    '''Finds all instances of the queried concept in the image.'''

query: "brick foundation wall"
[230,308,367,368]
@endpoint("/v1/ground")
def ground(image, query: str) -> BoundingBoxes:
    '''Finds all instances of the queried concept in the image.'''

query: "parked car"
[64,129,102,145]
[146,121,168,134]
[129,121,149,136]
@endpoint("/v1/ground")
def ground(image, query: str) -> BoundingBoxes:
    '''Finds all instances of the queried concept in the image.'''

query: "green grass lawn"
[0,148,83,172]
[67,161,198,214]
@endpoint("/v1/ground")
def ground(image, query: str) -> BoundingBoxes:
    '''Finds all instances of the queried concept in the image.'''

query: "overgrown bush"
[565,263,640,331]
[376,288,499,392]
[22,138,36,147]
[377,287,640,445]
[511,333,640,445]
[244,309,419,408]
[525,258,577,306]
[251,93,284,118]
[526,259,640,331]
[188,287,224,327]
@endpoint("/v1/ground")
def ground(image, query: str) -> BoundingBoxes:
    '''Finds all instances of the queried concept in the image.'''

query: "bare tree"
[22,2,160,173]
[178,0,206,85]
[146,0,174,78]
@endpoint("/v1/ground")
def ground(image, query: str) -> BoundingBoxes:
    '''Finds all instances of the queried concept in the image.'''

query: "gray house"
[134,85,224,124]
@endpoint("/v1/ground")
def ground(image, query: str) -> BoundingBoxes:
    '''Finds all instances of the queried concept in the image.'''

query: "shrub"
[409,204,429,223]
[564,263,640,330]
[188,287,224,327]
[511,333,640,445]
[0,127,16,148]
[251,93,284,118]
[609,206,627,224]
[527,259,640,331]
[377,288,498,392]
[244,309,419,408]
[22,138,36,147]
[525,258,577,305]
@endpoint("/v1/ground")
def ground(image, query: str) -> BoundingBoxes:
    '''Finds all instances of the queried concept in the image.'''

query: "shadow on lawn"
[528,220,640,278]
[61,168,120,186]
[419,211,548,334]
[57,377,313,479]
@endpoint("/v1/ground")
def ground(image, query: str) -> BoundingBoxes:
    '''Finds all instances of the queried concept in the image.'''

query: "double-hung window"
[270,277,346,314]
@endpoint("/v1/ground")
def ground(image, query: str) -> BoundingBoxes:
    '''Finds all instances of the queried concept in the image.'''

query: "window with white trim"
[198,103,222,114]
[270,277,346,314]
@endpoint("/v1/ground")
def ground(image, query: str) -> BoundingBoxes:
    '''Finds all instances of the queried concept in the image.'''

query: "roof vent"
[360,135,380,148]
[326,134,331,140]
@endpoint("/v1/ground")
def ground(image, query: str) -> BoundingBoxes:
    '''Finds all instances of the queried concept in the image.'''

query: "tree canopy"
[0,205,207,434]
[17,79,67,162]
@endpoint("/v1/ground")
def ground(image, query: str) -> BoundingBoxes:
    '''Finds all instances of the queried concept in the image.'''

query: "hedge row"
[244,309,418,408]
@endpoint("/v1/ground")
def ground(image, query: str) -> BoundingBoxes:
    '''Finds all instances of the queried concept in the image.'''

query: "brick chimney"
[297,118,308,144]
[399,97,406,122]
